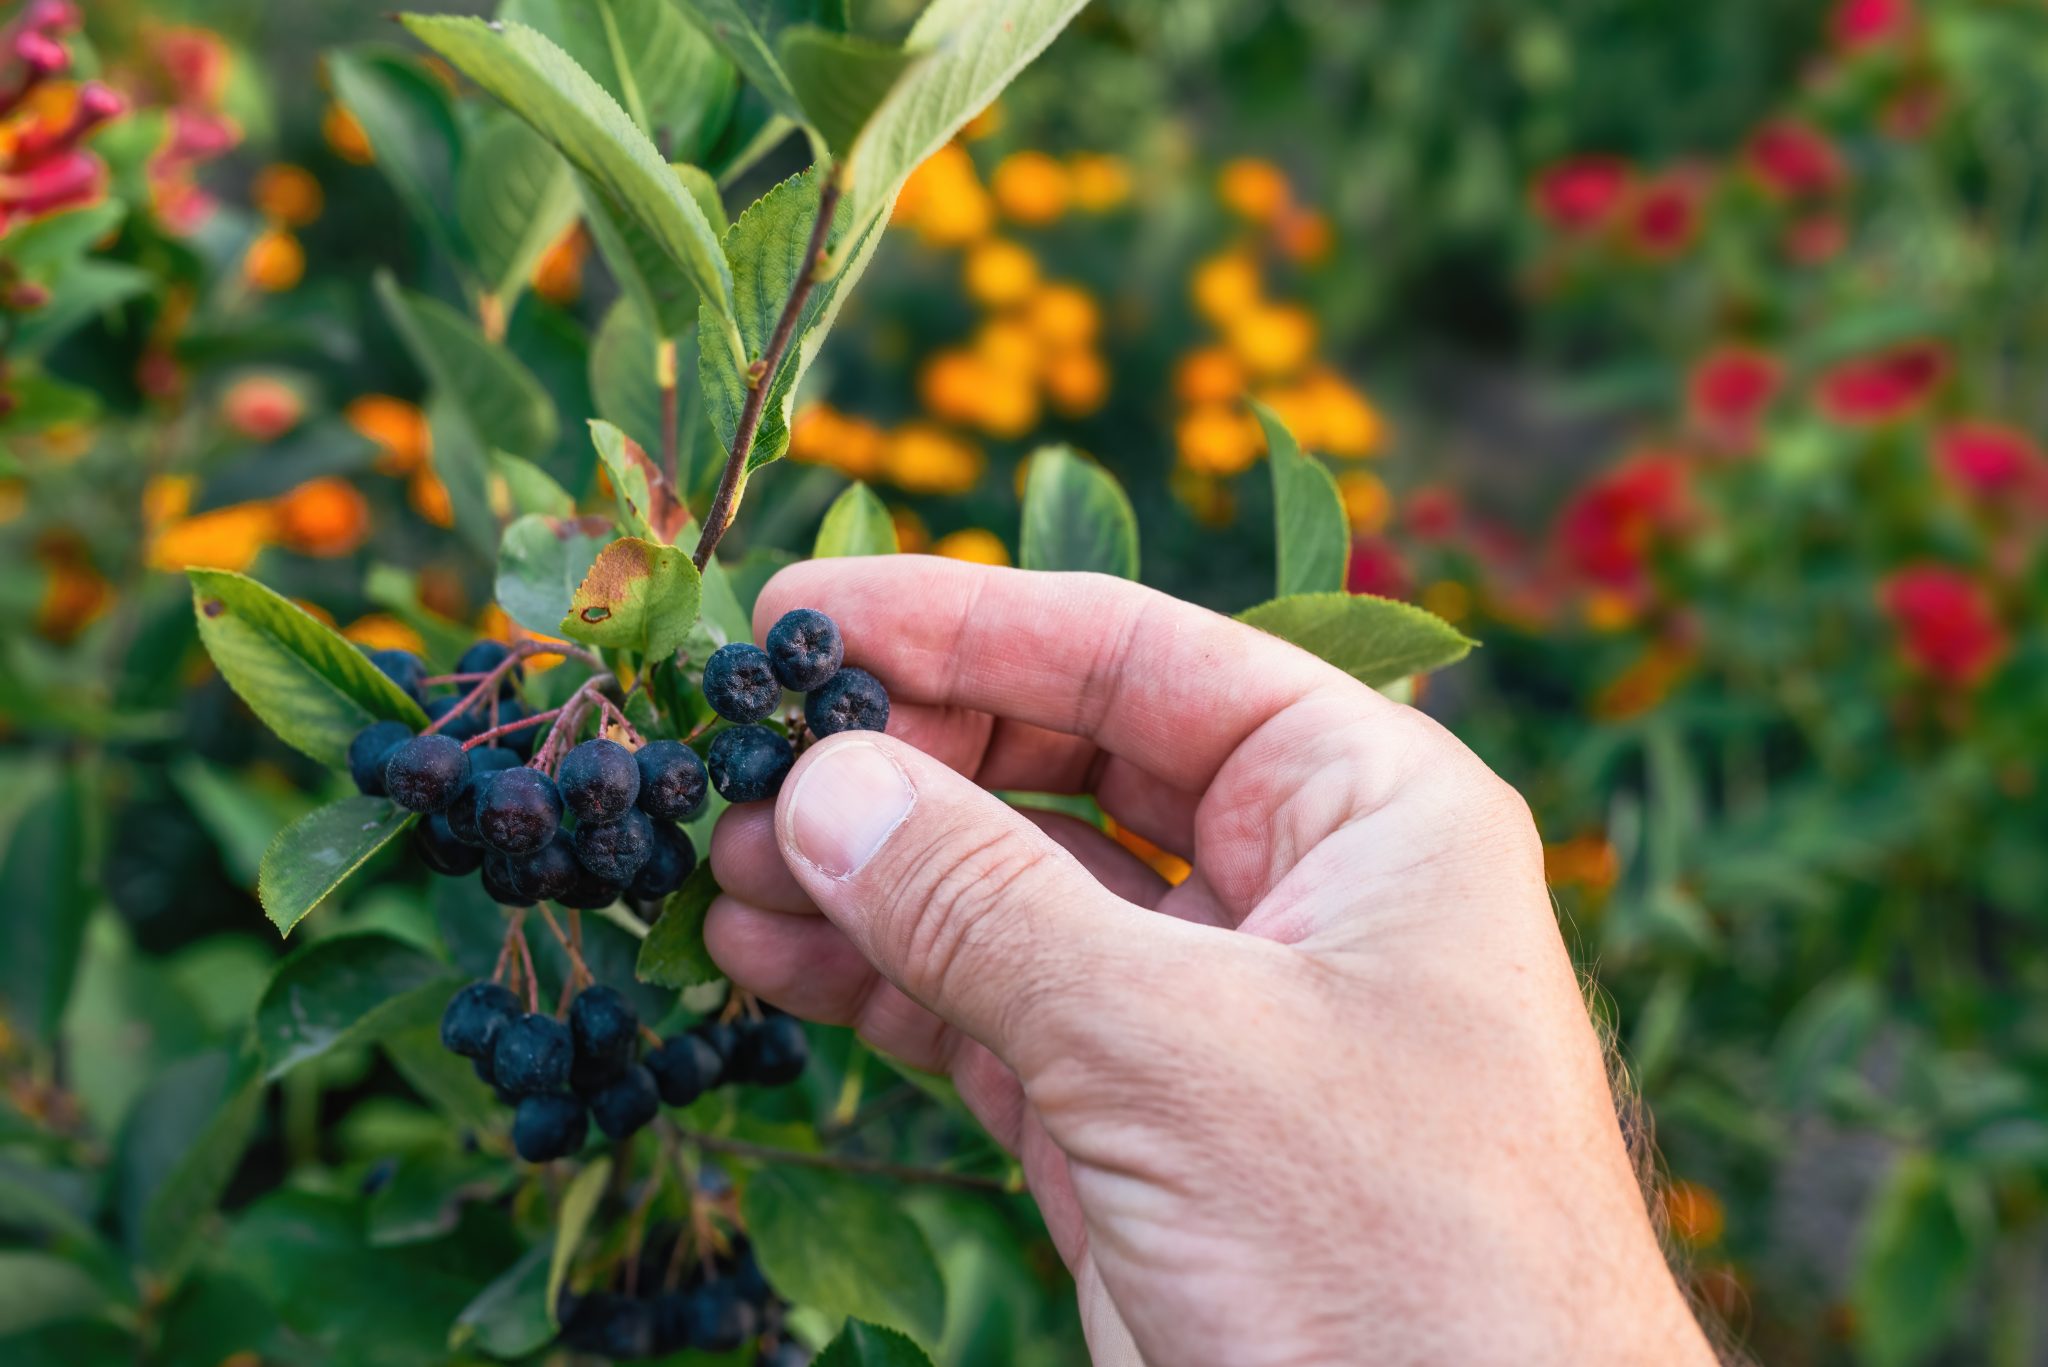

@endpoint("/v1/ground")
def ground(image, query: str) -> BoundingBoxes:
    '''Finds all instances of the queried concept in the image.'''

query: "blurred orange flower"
[252,163,323,227]
[1190,251,1262,325]
[1217,158,1291,224]
[243,228,304,292]
[991,151,1069,226]
[963,238,1039,309]
[277,478,370,556]
[883,423,984,494]
[1175,347,1246,405]
[932,528,1010,566]
[347,394,431,475]
[1043,349,1109,418]
[322,102,373,164]
[1067,153,1132,212]
[1175,405,1262,476]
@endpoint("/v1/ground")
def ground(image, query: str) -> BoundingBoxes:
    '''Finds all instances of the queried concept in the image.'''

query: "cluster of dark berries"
[558,1236,801,1361]
[702,608,890,805]
[439,982,810,1163]
[348,642,708,913]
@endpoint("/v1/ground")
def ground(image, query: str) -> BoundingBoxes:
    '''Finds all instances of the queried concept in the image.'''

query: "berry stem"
[536,904,593,991]
[422,640,595,736]
[691,171,843,572]
[461,704,563,751]
[512,919,541,1014]
[674,1127,1014,1194]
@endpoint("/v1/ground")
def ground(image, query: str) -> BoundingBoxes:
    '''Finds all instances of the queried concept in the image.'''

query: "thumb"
[771,731,1162,1072]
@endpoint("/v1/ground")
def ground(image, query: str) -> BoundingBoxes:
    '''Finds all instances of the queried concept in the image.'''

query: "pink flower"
[1933,422,2046,505]
[1532,156,1633,233]
[1815,341,1947,426]
[1745,121,1847,200]
[1626,170,1707,261]
[1346,538,1411,600]
[1831,0,1913,54]
[1405,485,1463,543]
[1880,564,2007,687]
[1688,347,1781,453]
[1558,453,1690,588]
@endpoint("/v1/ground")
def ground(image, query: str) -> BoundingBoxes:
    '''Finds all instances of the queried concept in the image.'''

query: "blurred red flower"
[1688,346,1781,453]
[1880,565,2007,687]
[153,26,231,107]
[1831,0,1913,54]
[1626,170,1707,260]
[1815,341,1947,425]
[1532,156,1632,233]
[1933,422,2046,506]
[1346,538,1411,599]
[1784,212,1849,265]
[1745,121,1847,200]
[1406,485,1462,543]
[1559,452,1690,587]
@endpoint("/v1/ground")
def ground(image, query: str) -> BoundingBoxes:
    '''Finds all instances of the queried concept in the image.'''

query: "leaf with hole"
[496,514,614,639]
[189,569,428,767]
[1020,446,1138,579]
[560,536,702,662]
[1236,593,1474,689]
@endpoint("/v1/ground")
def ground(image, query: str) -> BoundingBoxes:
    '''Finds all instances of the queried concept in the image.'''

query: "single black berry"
[589,1063,660,1140]
[456,640,522,698]
[569,986,639,1075]
[730,1014,808,1087]
[416,811,484,876]
[646,1033,721,1108]
[477,767,562,855]
[765,608,845,692]
[480,851,533,907]
[706,725,794,804]
[473,1052,498,1088]
[366,647,429,703]
[689,1019,739,1089]
[574,808,655,884]
[447,747,521,846]
[492,1012,573,1096]
[702,642,781,723]
[804,667,890,737]
[384,734,469,813]
[732,1241,772,1307]
[508,830,579,902]
[677,1281,757,1353]
[559,738,640,824]
[629,822,696,902]
[513,1092,589,1162]
[634,739,708,822]
[425,694,486,743]
[348,720,413,796]
[440,981,520,1058]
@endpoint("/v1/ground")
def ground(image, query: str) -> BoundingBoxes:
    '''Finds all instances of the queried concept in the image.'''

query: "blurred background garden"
[4,0,2047,1363]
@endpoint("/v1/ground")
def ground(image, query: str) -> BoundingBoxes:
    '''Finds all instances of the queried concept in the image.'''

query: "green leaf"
[491,453,577,519]
[257,796,419,937]
[1852,1152,1988,1367]
[402,16,738,338]
[743,1166,946,1345]
[1237,593,1474,689]
[456,113,578,303]
[814,481,898,557]
[588,420,660,541]
[136,1054,265,1280]
[328,49,463,250]
[836,0,1087,257]
[560,536,702,662]
[500,0,738,158]
[426,393,501,562]
[1253,399,1347,596]
[254,933,457,1080]
[10,260,150,359]
[384,1024,500,1133]
[369,1151,512,1248]
[0,201,126,273]
[816,1321,938,1367]
[376,272,559,459]
[189,569,429,767]
[591,297,669,457]
[0,758,92,1041]
[579,164,722,338]
[635,865,722,988]
[0,1251,110,1337]
[547,1158,611,1328]
[452,1244,554,1359]
[495,513,613,639]
[675,0,807,127]
[699,166,862,475]
[779,26,920,157]
[1019,445,1138,579]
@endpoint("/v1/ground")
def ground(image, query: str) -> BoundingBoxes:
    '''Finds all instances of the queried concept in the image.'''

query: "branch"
[675,1127,1016,1194]
[692,174,843,572]
[421,639,603,737]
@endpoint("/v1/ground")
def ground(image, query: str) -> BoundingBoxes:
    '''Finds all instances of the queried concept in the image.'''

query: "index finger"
[751,557,1377,793]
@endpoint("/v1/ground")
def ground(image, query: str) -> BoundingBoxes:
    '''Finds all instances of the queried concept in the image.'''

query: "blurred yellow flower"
[277,477,371,556]
[973,318,1043,379]
[884,423,984,494]
[1583,589,1640,633]
[252,163,324,227]
[897,145,994,246]
[918,349,996,428]
[148,503,280,572]
[1228,303,1317,378]
[142,475,195,527]
[963,238,1039,309]
[532,224,588,305]
[347,394,431,475]
[1218,158,1291,224]
[1023,282,1099,351]
[1303,371,1384,458]
[991,150,1070,226]
[409,467,454,528]
[1335,470,1391,534]
[959,101,1005,141]
[1174,346,1245,405]
[1176,404,1263,475]
[1068,153,1133,212]
[789,404,888,480]
[1043,348,1109,417]
[889,505,931,554]
[243,228,304,292]
[322,103,373,164]
[932,528,1010,566]
[1190,251,1262,324]
[342,614,428,657]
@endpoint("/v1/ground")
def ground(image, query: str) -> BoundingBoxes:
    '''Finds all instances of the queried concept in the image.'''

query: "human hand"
[707,559,1716,1367]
